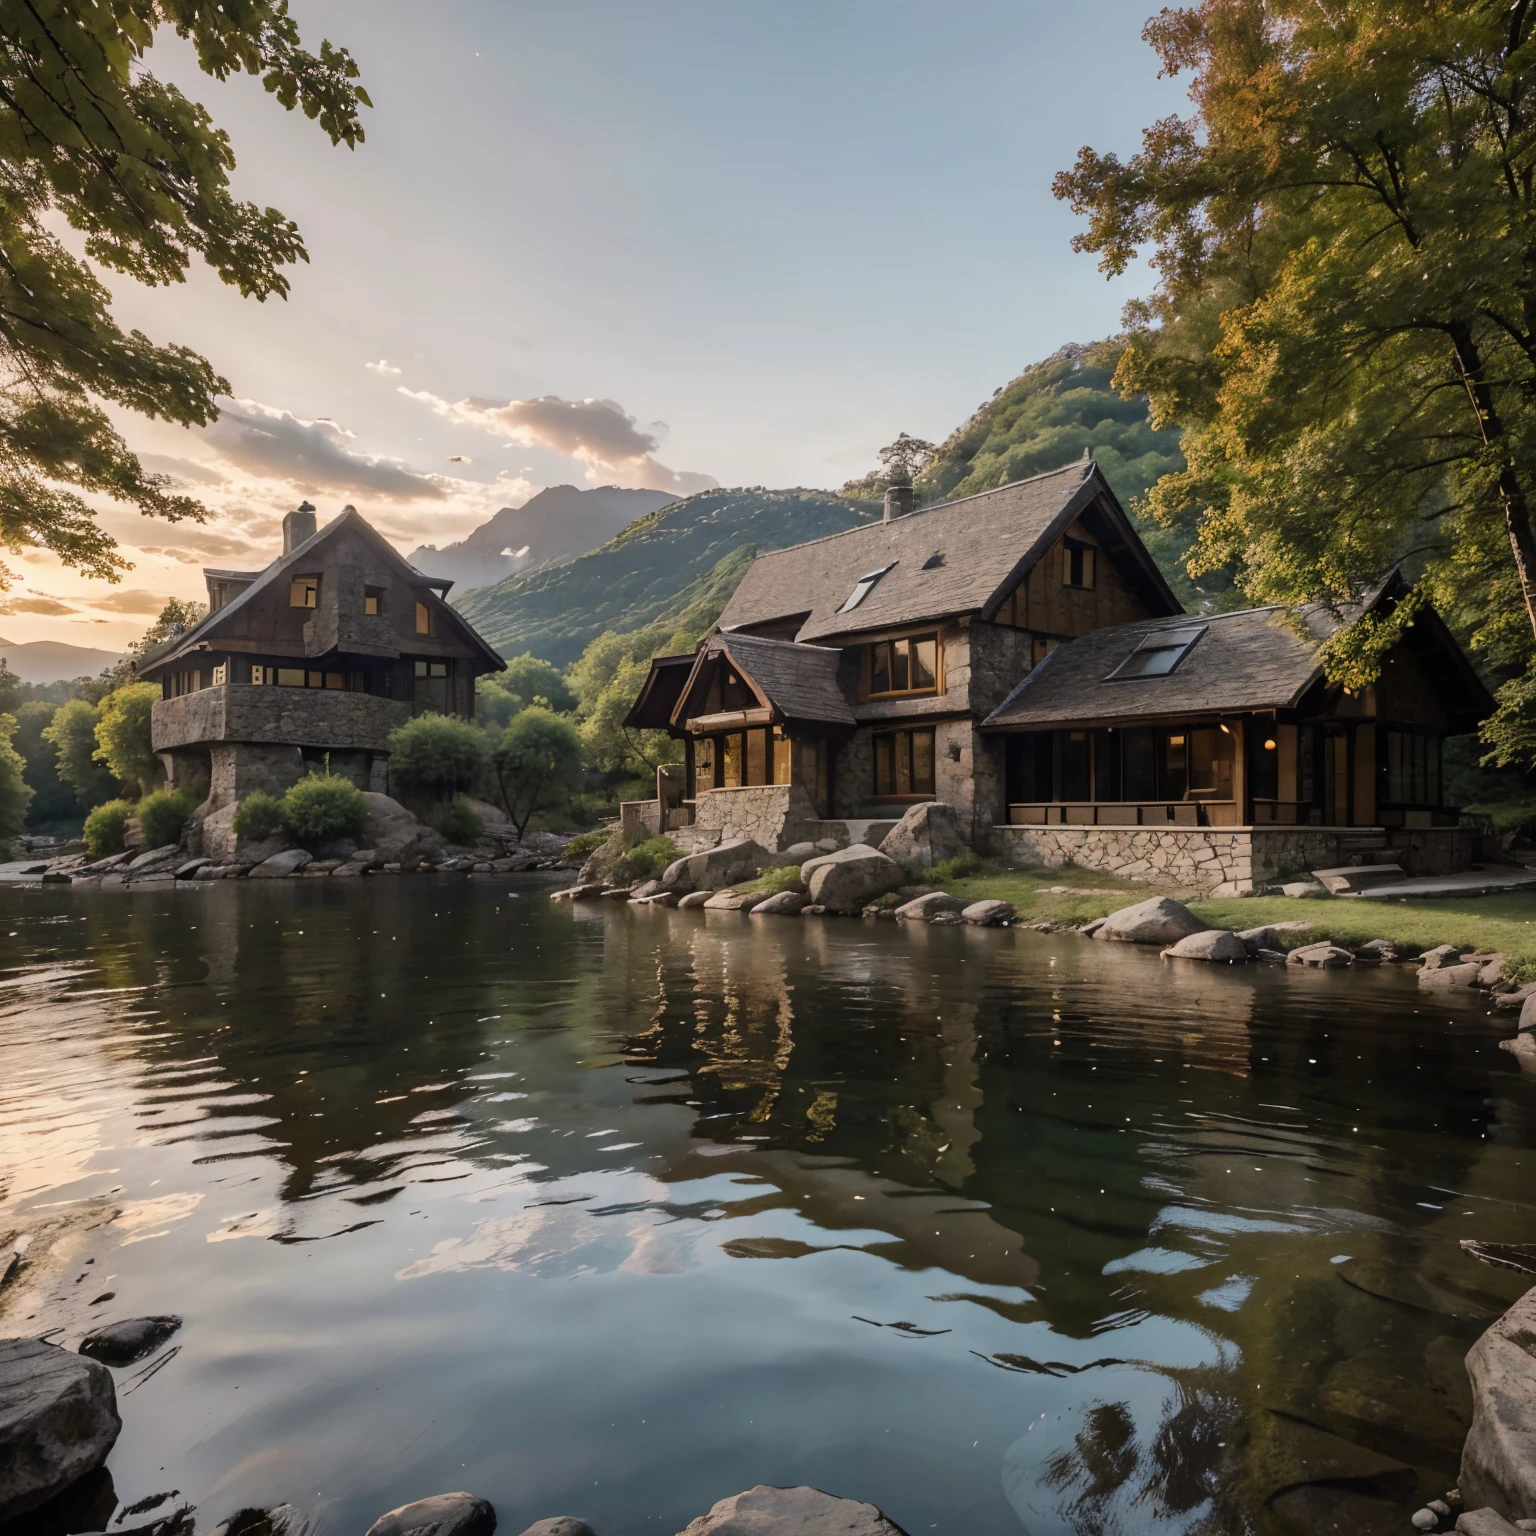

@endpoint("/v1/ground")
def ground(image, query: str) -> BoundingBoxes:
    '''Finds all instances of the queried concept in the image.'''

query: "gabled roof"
[716,457,1182,643]
[673,631,854,731]
[622,653,695,731]
[136,508,505,674]
[984,576,1494,732]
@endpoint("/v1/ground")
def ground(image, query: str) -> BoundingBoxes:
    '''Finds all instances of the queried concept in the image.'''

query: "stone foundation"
[665,784,823,854]
[991,823,1479,894]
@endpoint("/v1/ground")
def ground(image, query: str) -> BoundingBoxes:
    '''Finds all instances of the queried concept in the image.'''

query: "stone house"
[623,456,1494,891]
[138,503,504,855]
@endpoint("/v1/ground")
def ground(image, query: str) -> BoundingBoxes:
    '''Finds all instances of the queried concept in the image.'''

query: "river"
[1,877,1533,1536]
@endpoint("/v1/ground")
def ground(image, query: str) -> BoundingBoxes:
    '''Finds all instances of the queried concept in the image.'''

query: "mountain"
[0,640,124,684]
[410,484,678,592]
[454,488,880,666]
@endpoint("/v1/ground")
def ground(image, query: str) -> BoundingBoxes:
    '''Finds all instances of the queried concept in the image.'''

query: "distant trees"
[0,715,32,847]
[476,653,575,729]
[42,700,117,809]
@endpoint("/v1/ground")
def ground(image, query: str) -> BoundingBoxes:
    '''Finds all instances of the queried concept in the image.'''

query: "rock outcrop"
[660,840,767,894]
[676,1485,909,1535]
[1287,942,1354,968]
[361,794,447,866]
[1093,896,1205,946]
[0,1337,121,1523]
[248,849,312,879]
[363,1494,496,1536]
[961,899,1014,926]
[802,846,905,913]
[878,802,968,878]
[893,893,966,921]
[77,1316,181,1367]
[1162,929,1247,963]
[515,1522,595,1536]
[1460,1284,1536,1520]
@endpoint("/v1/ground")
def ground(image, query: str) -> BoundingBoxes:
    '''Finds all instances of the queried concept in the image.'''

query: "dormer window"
[1108,626,1206,679]
[289,575,319,609]
[838,562,895,614]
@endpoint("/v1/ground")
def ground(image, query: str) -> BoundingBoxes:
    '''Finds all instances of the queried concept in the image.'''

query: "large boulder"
[1420,963,1483,991]
[893,892,966,921]
[0,1337,122,1523]
[676,1485,909,1535]
[878,802,969,877]
[1519,992,1536,1034]
[751,891,809,916]
[1287,941,1354,968]
[78,1316,181,1367]
[1093,896,1205,946]
[1420,943,1466,971]
[1461,1284,1536,1520]
[961,899,1014,926]
[1162,929,1247,963]
[361,794,447,866]
[248,849,312,879]
[1237,921,1315,955]
[516,1522,595,1536]
[364,1494,496,1536]
[805,847,905,914]
[659,839,767,894]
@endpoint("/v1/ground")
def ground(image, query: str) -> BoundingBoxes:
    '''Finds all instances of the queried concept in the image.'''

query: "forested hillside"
[455,488,881,666]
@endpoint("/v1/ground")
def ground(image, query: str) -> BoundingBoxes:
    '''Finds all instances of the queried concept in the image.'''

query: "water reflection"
[0,881,1532,1536]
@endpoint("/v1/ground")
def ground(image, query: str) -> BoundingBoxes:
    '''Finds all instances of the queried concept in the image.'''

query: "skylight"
[1108,626,1206,680]
[837,562,895,614]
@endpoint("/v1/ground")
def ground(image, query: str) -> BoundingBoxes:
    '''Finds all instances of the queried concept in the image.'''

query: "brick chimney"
[283,501,317,555]
[883,485,914,521]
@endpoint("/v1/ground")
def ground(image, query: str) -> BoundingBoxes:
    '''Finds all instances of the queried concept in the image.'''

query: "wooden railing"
[1006,801,1241,828]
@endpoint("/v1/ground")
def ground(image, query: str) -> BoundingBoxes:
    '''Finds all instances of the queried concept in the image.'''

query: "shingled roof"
[674,631,854,730]
[716,457,1181,644]
[983,607,1332,730]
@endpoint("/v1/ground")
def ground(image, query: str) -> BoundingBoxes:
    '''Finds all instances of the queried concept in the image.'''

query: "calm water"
[2,879,1535,1536]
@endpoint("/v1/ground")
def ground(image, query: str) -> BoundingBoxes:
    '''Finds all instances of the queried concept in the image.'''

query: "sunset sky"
[11,0,1183,648]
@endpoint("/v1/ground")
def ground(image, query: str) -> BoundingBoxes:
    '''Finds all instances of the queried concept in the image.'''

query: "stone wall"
[619,799,663,844]
[152,684,412,754]
[680,784,822,853]
[991,822,1479,893]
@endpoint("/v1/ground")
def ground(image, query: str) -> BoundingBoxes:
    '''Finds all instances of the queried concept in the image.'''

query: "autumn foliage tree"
[0,2,368,590]
[1053,0,1536,759]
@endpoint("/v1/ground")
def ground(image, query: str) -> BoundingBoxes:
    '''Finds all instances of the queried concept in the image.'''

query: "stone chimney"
[883,485,915,522]
[283,501,317,555]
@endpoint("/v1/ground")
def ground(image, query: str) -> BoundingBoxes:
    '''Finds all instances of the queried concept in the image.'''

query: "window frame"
[837,562,896,615]
[415,600,432,636]
[872,727,938,800]
[1062,538,1097,591]
[289,575,320,609]
[364,586,384,616]
[865,630,941,700]
[1106,626,1207,681]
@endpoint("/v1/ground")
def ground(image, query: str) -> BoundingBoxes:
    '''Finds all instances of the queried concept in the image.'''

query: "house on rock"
[138,503,505,857]
[623,455,1493,892]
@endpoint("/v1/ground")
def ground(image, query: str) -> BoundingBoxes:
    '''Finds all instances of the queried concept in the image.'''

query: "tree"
[386,713,489,802]
[567,622,679,776]
[43,698,117,808]
[877,432,937,489]
[1053,0,1536,753]
[13,700,75,823]
[0,4,367,591]
[93,682,160,795]
[0,713,33,847]
[492,707,583,839]
[476,653,576,730]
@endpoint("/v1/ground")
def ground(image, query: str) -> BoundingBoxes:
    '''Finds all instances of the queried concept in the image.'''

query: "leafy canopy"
[1053,0,1536,752]
[475,653,575,730]
[0,1,367,589]
[93,681,160,794]
[386,713,489,800]
[42,697,117,808]
[492,705,583,839]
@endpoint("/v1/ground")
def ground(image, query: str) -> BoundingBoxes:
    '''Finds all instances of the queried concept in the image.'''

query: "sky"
[6,0,1187,648]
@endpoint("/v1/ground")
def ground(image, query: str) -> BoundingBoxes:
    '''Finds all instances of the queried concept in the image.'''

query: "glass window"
[869,633,940,697]
[1005,733,1053,802]
[1252,732,1280,800]
[1059,731,1091,801]
[1122,728,1157,800]
[1161,732,1188,799]
[325,673,345,690]
[772,733,792,784]
[874,730,936,796]
[415,601,431,635]
[695,738,716,793]
[251,664,269,685]
[364,586,383,616]
[1189,727,1235,796]
[1109,627,1206,680]
[838,563,895,614]
[746,729,767,786]
[1063,539,1096,589]
[912,729,935,794]
[1093,728,1120,801]
[211,662,227,686]
[289,576,319,608]
[722,733,743,787]
[277,668,306,687]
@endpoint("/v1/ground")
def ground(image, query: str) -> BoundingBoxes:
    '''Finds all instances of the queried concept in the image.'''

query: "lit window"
[413,660,450,679]
[290,576,319,608]
[211,662,227,686]
[277,668,306,687]
[1062,539,1096,590]
[1108,626,1206,680]
[415,601,431,635]
[364,586,383,616]
[869,633,939,696]
[837,563,896,614]
[251,665,269,685]
[874,729,936,796]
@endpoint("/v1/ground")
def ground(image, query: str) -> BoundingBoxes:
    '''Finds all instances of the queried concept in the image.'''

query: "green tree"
[1053,0,1536,752]
[476,654,576,730]
[0,712,33,847]
[386,713,489,802]
[43,698,117,809]
[0,4,366,593]
[492,706,583,839]
[12,700,75,824]
[94,682,161,796]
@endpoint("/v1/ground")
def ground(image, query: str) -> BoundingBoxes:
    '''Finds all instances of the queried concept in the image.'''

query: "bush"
[387,713,490,800]
[83,799,132,857]
[564,830,609,859]
[437,797,484,845]
[620,834,681,881]
[924,852,985,885]
[232,792,285,843]
[137,789,193,850]
[282,773,368,850]
[93,682,160,795]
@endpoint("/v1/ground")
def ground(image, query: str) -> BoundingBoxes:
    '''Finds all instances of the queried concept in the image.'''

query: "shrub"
[282,773,368,850]
[137,789,193,850]
[924,852,985,885]
[232,792,285,843]
[386,713,490,800]
[564,830,609,859]
[620,834,681,881]
[93,682,160,795]
[83,799,132,857]
[437,797,484,845]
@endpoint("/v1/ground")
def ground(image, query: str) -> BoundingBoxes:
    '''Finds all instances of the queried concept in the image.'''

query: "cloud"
[366,359,403,376]
[201,400,447,502]
[4,596,78,615]
[401,390,717,494]
[137,452,228,487]
[79,588,181,615]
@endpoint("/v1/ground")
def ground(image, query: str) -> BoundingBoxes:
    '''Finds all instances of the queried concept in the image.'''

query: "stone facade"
[992,822,1480,893]
[152,684,412,754]
[671,784,822,854]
